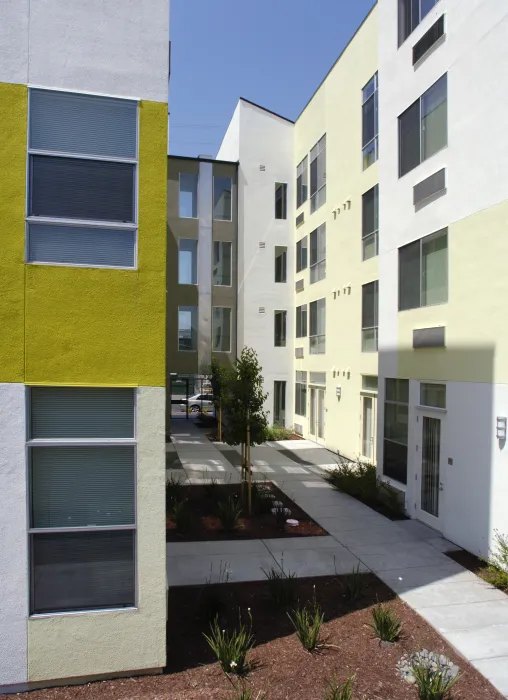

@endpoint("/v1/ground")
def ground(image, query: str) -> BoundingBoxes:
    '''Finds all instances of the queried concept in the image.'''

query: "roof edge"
[239,97,294,124]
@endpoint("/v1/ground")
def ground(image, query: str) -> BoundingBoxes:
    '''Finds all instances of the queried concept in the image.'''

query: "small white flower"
[230,661,237,668]
[248,607,251,612]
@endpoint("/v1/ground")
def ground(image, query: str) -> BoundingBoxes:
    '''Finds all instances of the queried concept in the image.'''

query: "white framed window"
[296,236,308,273]
[275,246,287,283]
[275,183,287,219]
[213,241,232,286]
[310,224,326,284]
[178,306,198,351]
[274,310,287,347]
[362,280,379,352]
[420,382,446,409]
[212,307,232,352]
[309,298,326,354]
[178,239,198,285]
[26,88,138,269]
[362,185,379,261]
[296,157,308,208]
[213,176,232,221]
[179,173,198,218]
[27,387,136,615]
[399,228,448,311]
[296,304,307,338]
[362,73,378,170]
[310,135,326,213]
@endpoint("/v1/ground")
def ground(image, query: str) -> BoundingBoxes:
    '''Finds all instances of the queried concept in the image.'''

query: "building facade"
[0,0,169,692]
[218,0,508,559]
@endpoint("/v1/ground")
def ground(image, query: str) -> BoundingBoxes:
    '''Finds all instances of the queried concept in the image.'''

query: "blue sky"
[169,0,376,158]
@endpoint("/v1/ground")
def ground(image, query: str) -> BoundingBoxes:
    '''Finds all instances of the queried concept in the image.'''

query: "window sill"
[30,606,138,620]
[416,405,447,413]
[413,33,446,71]
[26,261,137,271]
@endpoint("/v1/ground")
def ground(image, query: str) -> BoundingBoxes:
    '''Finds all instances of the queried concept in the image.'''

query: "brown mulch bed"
[21,575,503,700]
[446,549,508,595]
[166,483,327,541]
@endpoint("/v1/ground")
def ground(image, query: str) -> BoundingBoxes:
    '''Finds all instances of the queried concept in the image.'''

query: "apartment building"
[217,0,508,559]
[0,0,169,692]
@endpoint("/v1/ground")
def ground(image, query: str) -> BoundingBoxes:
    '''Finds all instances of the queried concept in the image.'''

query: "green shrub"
[168,497,191,533]
[262,561,297,607]
[370,603,402,642]
[338,562,368,601]
[265,424,293,441]
[204,612,255,676]
[411,660,460,700]
[323,674,355,700]
[288,593,325,652]
[485,530,508,591]
[217,496,242,532]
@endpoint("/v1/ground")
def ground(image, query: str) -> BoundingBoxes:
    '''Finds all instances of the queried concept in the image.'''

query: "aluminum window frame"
[212,306,232,353]
[213,175,233,222]
[383,378,409,485]
[295,371,308,417]
[26,386,138,617]
[274,310,287,348]
[26,87,139,271]
[361,280,379,353]
[309,298,326,355]
[296,236,308,273]
[398,228,448,311]
[362,185,379,261]
[178,237,199,286]
[178,305,198,352]
[275,182,288,220]
[296,156,308,209]
[362,73,379,171]
[178,172,199,220]
[309,224,326,284]
[296,304,308,339]
[213,240,233,287]
[399,0,440,46]
[309,135,326,214]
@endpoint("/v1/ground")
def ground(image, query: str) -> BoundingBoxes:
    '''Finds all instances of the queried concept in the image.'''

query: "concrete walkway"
[166,421,508,697]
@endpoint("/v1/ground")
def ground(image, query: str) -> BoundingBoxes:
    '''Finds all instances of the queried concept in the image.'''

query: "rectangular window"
[309,298,326,354]
[399,0,439,45]
[27,89,138,269]
[296,157,308,208]
[309,224,326,284]
[213,176,232,221]
[413,15,445,65]
[362,281,379,352]
[399,228,447,311]
[274,310,287,347]
[178,239,198,285]
[274,381,286,426]
[296,236,308,273]
[383,378,409,484]
[179,173,198,218]
[420,382,446,408]
[310,135,326,213]
[296,304,307,338]
[212,307,232,352]
[213,241,232,286]
[275,246,287,283]
[275,183,287,219]
[295,371,307,417]
[28,387,135,615]
[362,73,378,170]
[399,74,447,177]
[362,185,379,260]
[362,376,378,392]
[178,305,198,351]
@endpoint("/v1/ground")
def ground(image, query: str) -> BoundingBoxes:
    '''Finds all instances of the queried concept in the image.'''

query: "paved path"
[166,422,508,697]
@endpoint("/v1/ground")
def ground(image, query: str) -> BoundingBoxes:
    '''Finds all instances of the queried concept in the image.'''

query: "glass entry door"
[361,395,376,461]
[309,387,325,442]
[417,413,443,530]
[273,381,286,427]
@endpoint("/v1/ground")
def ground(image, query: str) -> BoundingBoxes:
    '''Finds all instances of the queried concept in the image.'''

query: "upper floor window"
[179,173,198,218]
[310,135,326,213]
[362,185,379,261]
[413,15,445,65]
[362,281,379,352]
[399,0,439,46]
[399,74,447,177]
[178,306,197,351]
[274,310,287,347]
[309,298,326,354]
[296,157,308,208]
[275,183,287,219]
[178,239,198,285]
[213,176,232,221]
[399,228,448,311]
[27,89,137,269]
[212,307,232,353]
[295,371,307,417]
[362,73,378,170]
[275,246,287,283]
[309,224,326,284]
[296,236,308,273]
[213,241,232,286]
[296,304,307,338]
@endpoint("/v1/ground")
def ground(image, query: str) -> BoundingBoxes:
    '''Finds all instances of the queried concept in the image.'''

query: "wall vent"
[294,423,303,435]
[259,241,266,249]
[413,326,445,348]
[295,279,304,292]
[259,165,266,171]
[296,212,304,227]
[295,347,304,359]
[258,306,266,315]
[414,168,446,207]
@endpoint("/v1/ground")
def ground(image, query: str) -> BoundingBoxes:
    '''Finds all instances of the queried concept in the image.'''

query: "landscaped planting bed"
[22,574,502,700]
[166,482,327,541]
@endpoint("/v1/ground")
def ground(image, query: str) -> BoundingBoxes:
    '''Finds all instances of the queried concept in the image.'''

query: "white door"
[416,412,444,531]
[309,387,317,436]
[317,388,325,441]
[361,395,376,462]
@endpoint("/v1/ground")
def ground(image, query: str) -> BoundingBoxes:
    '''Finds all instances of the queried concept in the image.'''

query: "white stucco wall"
[0,383,28,687]
[219,100,295,427]
[27,386,167,683]
[0,0,169,102]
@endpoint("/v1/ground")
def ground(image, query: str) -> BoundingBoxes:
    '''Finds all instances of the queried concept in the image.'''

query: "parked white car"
[180,393,215,413]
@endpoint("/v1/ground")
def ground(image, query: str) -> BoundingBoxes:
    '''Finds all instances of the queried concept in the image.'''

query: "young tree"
[208,358,230,442]
[223,347,268,515]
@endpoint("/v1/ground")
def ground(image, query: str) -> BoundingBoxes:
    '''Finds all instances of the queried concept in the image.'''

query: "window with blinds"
[28,387,136,615]
[27,88,138,269]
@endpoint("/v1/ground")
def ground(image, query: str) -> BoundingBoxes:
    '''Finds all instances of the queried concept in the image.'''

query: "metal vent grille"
[413,326,445,348]
[258,307,266,314]
[295,279,304,292]
[259,241,266,249]
[295,347,304,359]
[259,165,266,171]
[294,423,303,435]
[296,212,304,227]
[414,168,446,206]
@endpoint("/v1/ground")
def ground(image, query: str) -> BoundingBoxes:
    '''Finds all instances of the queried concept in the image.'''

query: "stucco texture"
[0,82,27,383]
[25,100,167,387]
[28,386,167,682]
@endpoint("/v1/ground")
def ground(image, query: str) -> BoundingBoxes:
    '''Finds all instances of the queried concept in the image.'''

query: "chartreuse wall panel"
[25,100,167,387]
[0,82,27,383]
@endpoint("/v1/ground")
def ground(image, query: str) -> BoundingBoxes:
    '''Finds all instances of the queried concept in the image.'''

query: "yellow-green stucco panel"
[0,83,27,383]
